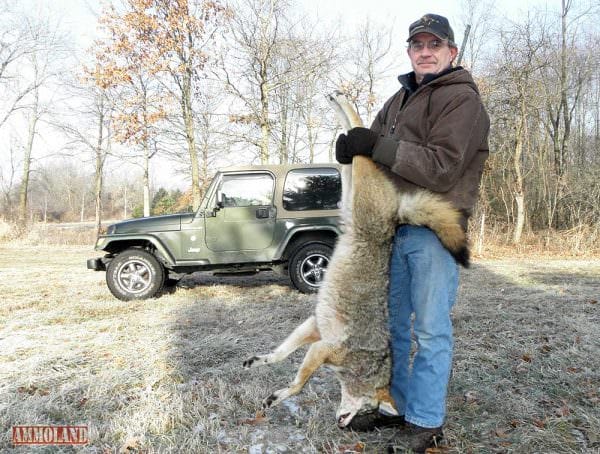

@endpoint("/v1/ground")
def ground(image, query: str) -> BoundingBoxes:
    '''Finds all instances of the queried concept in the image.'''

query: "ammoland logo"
[12,425,89,445]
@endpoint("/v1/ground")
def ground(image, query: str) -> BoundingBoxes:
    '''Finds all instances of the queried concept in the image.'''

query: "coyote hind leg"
[263,340,335,409]
[243,316,320,368]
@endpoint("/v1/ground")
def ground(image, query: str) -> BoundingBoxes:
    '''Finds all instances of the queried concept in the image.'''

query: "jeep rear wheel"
[289,243,332,294]
[106,249,165,301]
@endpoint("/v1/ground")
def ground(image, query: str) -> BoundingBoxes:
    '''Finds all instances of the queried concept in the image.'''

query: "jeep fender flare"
[275,226,340,261]
[98,234,176,267]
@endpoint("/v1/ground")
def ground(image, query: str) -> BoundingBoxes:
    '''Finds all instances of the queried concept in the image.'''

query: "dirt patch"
[0,246,598,452]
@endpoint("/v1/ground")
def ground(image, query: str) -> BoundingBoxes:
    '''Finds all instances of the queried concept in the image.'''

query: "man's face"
[407,32,458,83]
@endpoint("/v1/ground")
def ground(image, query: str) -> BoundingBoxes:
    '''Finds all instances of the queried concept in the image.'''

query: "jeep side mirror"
[212,191,224,216]
[216,191,224,208]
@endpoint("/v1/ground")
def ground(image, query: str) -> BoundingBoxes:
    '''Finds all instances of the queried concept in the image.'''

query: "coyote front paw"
[243,355,268,369]
[262,391,281,409]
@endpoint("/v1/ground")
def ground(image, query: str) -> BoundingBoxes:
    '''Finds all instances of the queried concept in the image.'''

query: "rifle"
[456,24,471,67]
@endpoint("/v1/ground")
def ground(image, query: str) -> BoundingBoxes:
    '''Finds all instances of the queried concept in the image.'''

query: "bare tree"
[0,2,39,130]
[57,79,113,236]
[458,0,496,72]
[270,23,337,163]
[336,18,395,126]
[9,10,69,225]
[221,0,334,164]
[536,0,595,228]
[488,15,549,243]
[149,0,228,210]
[0,136,20,218]
[90,3,169,217]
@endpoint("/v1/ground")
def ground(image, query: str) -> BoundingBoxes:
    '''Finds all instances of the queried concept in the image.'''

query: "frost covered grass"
[0,245,598,453]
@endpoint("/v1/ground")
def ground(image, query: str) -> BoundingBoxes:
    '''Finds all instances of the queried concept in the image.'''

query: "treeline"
[0,0,599,251]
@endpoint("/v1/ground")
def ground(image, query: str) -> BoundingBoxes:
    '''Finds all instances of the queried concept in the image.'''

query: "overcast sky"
[8,0,554,191]
[55,0,552,65]
[51,0,554,99]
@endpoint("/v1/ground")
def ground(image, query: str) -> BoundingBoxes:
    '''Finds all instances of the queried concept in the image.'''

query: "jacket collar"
[398,66,464,93]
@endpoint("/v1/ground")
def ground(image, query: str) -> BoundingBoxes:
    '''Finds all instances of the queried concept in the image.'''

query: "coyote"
[243,93,468,427]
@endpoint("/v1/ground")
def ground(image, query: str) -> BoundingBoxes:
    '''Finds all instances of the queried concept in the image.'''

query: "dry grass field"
[0,243,599,453]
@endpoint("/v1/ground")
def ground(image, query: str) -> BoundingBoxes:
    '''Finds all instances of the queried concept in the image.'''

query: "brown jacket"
[371,68,490,228]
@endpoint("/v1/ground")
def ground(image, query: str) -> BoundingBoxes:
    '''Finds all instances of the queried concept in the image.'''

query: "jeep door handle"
[256,207,276,219]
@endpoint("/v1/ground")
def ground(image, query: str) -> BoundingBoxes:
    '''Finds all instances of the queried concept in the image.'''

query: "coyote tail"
[397,191,470,267]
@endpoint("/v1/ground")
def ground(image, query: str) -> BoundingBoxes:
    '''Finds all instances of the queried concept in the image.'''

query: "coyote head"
[336,384,396,428]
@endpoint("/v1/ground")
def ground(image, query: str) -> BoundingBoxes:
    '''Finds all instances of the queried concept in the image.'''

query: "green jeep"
[87,163,342,300]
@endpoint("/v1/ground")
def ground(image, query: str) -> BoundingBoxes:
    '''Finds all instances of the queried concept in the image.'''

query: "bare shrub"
[0,218,14,242]
[1,221,98,246]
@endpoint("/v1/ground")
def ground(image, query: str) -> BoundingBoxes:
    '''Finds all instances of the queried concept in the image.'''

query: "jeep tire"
[106,248,165,301]
[289,243,332,294]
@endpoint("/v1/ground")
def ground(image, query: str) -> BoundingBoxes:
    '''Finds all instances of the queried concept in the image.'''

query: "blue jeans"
[387,225,459,428]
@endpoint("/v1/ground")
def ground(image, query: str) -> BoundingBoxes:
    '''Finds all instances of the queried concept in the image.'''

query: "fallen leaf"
[554,403,570,417]
[585,390,599,404]
[509,419,520,428]
[337,442,364,453]
[17,385,49,396]
[566,367,582,373]
[239,410,268,426]
[425,447,449,453]
[463,390,479,404]
[533,418,546,429]
[119,437,141,453]
[540,345,552,353]
[521,354,532,362]
[589,300,598,305]
[494,428,509,438]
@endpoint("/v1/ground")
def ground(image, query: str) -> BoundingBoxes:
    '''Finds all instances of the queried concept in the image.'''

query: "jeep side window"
[283,168,341,211]
[219,174,274,207]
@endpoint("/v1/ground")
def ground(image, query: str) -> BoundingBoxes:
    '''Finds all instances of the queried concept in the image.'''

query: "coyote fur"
[243,92,469,427]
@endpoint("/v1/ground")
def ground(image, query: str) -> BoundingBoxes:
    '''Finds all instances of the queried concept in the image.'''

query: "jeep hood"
[110,213,195,234]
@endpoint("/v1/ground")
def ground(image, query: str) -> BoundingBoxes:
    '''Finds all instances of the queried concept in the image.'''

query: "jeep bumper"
[87,257,107,271]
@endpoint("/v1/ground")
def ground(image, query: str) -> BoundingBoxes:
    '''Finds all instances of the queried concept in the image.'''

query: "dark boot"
[387,422,444,453]
[344,412,406,432]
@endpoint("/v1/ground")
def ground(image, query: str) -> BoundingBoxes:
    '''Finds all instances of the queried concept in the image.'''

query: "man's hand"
[335,134,352,164]
[335,127,378,164]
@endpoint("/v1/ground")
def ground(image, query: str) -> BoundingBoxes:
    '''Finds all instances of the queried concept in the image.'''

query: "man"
[335,14,490,452]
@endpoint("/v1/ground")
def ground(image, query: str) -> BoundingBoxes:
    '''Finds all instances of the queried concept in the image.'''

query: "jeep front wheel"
[289,243,332,294]
[106,249,165,301]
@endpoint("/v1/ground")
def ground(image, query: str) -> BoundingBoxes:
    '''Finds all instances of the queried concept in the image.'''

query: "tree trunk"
[513,194,525,244]
[80,192,85,222]
[476,210,485,256]
[259,60,270,163]
[143,138,150,217]
[94,94,105,237]
[201,138,209,196]
[18,87,39,225]
[123,186,128,219]
[182,70,201,210]
[512,96,527,244]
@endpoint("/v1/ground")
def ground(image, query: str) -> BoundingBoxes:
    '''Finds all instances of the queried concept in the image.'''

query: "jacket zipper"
[390,86,431,135]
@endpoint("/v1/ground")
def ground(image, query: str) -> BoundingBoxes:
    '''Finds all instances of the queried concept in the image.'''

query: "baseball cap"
[407,14,455,43]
